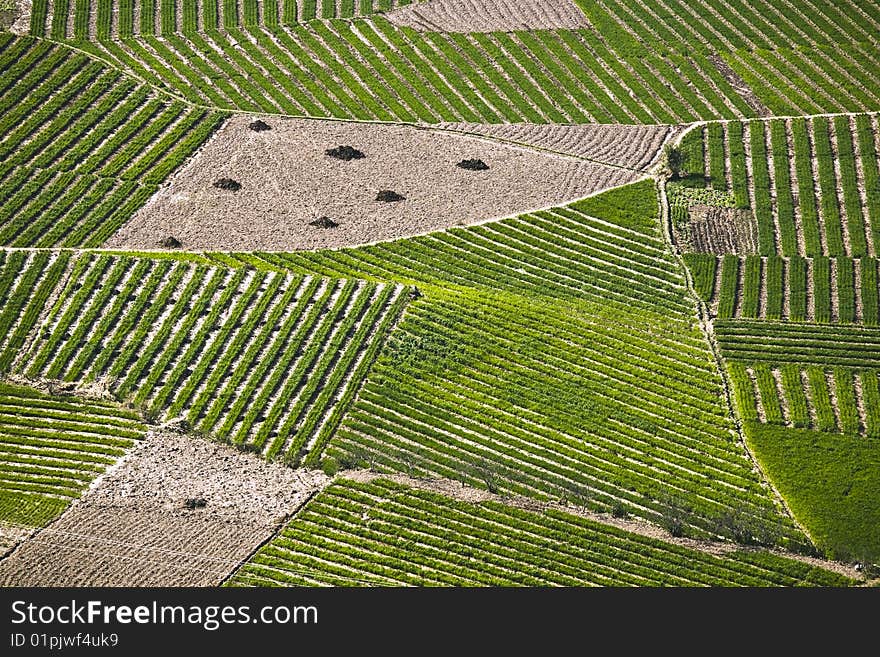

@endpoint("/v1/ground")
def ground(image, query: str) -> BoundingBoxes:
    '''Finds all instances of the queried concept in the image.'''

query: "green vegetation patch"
[744,421,880,564]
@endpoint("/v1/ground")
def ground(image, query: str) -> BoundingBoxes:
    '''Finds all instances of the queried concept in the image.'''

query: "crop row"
[581,0,880,116]
[679,115,880,258]
[688,255,880,325]
[14,255,409,464]
[63,17,752,123]
[228,478,849,587]
[0,381,146,516]
[728,364,880,438]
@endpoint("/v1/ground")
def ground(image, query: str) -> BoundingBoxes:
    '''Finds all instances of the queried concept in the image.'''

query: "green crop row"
[229,478,848,587]
[693,117,880,259]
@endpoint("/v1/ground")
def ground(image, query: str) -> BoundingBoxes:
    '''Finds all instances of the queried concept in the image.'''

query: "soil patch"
[0,432,328,586]
[437,122,682,171]
[105,116,641,252]
[684,204,759,254]
[386,0,592,33]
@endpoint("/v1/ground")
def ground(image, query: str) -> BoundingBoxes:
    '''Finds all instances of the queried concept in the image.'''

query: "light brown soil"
[436,122,681,170]
[105,115,640,252]
[386,0,592,33]
[6,0,30,33]
[0,432,328,586]
[707,53,771,118]
[687,205,759,254]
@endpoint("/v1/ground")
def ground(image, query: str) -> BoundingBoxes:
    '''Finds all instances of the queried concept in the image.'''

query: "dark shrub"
[325,145,365,161]
[457,158,489,171]
[213,178,241,191]
[376,190,405,202]
[309,216,339,228]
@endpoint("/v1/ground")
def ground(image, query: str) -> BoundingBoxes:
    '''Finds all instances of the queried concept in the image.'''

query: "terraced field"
[1,0,877,587]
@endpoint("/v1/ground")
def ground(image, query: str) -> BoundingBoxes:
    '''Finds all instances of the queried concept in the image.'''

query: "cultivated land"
[107,115,640,251]
[0,432,327,585]
[0,0,878,586]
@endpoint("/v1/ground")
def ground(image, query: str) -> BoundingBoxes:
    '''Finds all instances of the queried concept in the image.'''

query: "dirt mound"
[248,120,271,132]
[310,216,339,229]
[158,235,182,248]
[376,190,405,202]
[213,178,241,191]
[457,158,489,171]
[326,145,365,161]
[0,432,329,586]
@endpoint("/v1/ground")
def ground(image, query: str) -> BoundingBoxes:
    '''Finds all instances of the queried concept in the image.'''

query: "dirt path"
[0,432,329,586]
[342,470,859,578]
[105,115,640,252]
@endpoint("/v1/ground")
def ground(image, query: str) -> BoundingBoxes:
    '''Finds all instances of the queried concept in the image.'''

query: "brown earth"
[105,115,641,252]
[686,205,759,254]
[386,0,592,33]
[436,122,682,170]
[0,432,328,586]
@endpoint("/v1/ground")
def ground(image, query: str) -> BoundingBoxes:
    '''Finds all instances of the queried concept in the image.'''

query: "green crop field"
[0,381,146,527]
[0,0,876,588]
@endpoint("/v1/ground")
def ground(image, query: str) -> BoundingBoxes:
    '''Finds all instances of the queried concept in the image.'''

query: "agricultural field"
[1,0,878,589]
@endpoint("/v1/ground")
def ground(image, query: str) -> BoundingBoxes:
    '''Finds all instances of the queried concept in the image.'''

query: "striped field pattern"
[0,34,227,247]
[0,381,146,525]
[13,254,409,466]
[577,0,880,117]
[727,362,880,437]
[200,180,807,546]
[684,255,880,325]
[227,478,851,586]
[678,115,880,258]
[40,16,752,124]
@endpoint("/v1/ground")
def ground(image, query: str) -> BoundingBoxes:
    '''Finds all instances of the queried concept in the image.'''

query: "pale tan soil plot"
[436,122,682,171]
[0,432,328,586]
[386,0,591,32]
[105,115,641,252]
[4,0,29,33]
[684,205,759,255]
[342,470,860,578]
[0,523,35,558]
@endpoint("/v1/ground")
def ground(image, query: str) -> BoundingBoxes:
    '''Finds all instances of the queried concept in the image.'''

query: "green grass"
[744,421,880,563]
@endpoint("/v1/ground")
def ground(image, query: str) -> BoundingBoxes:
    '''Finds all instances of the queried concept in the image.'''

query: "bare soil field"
[105,115,641,252]
[685,205,759,254]
[0,432,328,586]
[386,0,591,33]
[438,122,681,170]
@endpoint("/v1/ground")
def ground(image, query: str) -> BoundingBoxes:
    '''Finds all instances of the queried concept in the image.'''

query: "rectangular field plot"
[16,254,410,466]
[677,116,880,259]
[227,478,851,587]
